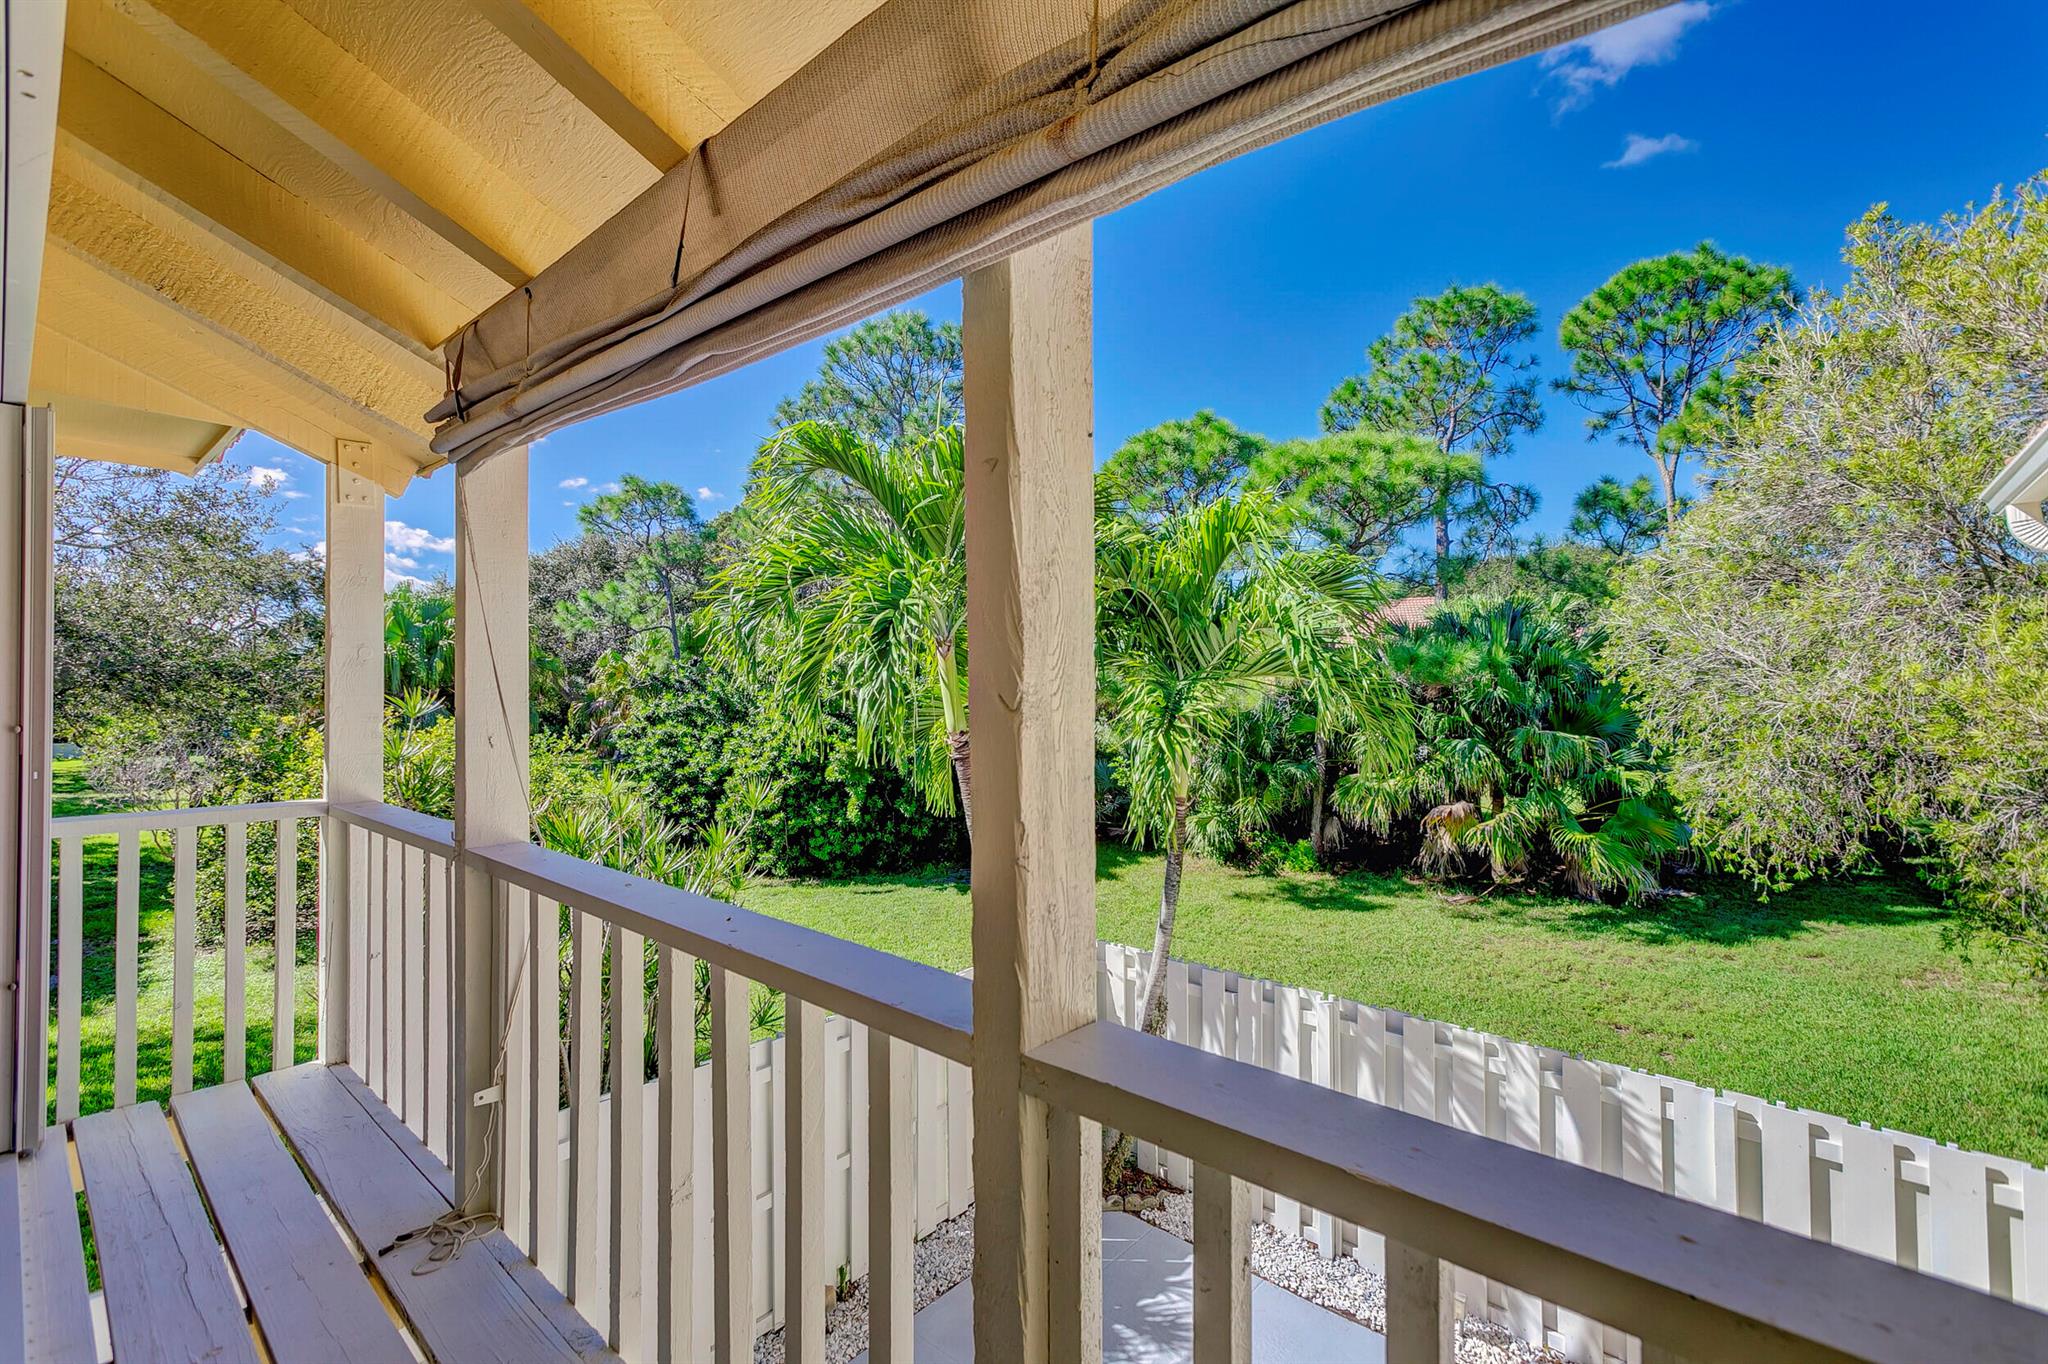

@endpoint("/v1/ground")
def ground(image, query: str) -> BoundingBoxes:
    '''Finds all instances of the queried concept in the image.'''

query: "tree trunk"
[1104,796,1191,1187]
[1658,459,1679,534]
[1433,509,1451,601]
[1310,733,1328,860]
[947,729,973,843]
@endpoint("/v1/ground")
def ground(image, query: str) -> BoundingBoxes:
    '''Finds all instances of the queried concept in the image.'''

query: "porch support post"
[964,224,1101,1364]
[321,456,384,1066]
[0,404,51,1153]
[451,444,528,1215]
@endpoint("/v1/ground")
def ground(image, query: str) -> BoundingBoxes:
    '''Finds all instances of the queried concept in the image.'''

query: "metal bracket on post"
[333,440,376,507]
[472,1085,502,1108]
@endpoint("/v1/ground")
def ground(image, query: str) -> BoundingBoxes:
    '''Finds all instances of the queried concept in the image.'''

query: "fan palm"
[384,584,454,701]
[1337,596,1685,900]
[699,421,972,834]
[1097,490,1411,1034]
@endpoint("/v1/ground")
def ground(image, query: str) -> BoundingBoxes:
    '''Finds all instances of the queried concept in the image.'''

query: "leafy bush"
[613,669,965,879]
[381,692,602,825]
[1603,179,2048,962]
[1341,596,1685,901]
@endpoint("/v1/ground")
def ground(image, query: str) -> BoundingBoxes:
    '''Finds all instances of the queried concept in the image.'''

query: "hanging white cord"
[380,466,541,1274]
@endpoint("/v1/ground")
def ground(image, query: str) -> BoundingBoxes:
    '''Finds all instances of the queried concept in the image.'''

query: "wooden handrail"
[52,799,327,838]
[467,839,973,1065]
[328,799,455,854]
[1022,1021,2048,1364]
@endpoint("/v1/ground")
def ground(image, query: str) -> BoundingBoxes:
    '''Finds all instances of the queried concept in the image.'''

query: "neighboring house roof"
[1378,595,1441,630]
[1987,419,2048,550]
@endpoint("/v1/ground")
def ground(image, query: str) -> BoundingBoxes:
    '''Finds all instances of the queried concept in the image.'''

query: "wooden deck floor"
[4,1063,616,1364]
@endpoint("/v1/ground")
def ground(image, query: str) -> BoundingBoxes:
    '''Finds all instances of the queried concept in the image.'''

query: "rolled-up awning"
[430,0,1653,462]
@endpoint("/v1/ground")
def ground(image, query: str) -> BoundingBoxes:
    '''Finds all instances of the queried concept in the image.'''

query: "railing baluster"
[56,835,81,1122]
[172,824,197,1095]
[222,822,247,1083]
[868,1032,914,1364]
[346,821,368,1069]
[609,924,646,1355]
[710,963,753,1364]
[1385,1237,1453,1364]
[382,832,402,1104]
[1050,1105,1103,1364]
[567,907,607,1323]
[785,997,826,1364]
[114,828,138,1107]
[1193,1165,1251,1364]
[655,943,696,1364]
[530,893,562,1283]
[365,832,386,1096]
[429,851,452,1160]
[404,842,426,1130]
[273,818,297,1071]
[502,881,532,1251]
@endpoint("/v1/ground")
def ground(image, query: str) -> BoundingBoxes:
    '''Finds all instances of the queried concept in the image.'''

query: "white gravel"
[1138,1190,1568,1364]
[754,1191,1565,1364]
[753,1208,975,1364]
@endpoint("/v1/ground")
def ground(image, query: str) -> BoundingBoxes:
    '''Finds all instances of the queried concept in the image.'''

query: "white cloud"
[1542,2,1712,113]
[1603,131,1698,169]
[385,519,455,556]
[695,487,722,502]
[245,465,290,492]
[562,500,576,508]
[384,566,430,589]
[385,552,419,571]
[281,489,308,500]
[559,476,589,489]
[598,481,621,494]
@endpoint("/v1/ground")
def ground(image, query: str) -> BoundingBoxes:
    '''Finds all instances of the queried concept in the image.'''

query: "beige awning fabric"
[430,0,1654,462]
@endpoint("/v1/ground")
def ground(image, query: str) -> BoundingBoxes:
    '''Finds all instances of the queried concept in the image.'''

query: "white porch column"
[1,405,52,1152]
[451,444,528,1215]
[321,454,384,1066]
[964,226,1102,1364]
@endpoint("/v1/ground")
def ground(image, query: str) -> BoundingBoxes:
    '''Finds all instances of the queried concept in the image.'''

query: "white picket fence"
[1098,941,2048,1363]
[563,942,2043,1358]
[560,1014,974,1346]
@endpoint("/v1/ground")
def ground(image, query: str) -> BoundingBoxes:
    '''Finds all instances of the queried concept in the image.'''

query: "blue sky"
[240,0,2048,586]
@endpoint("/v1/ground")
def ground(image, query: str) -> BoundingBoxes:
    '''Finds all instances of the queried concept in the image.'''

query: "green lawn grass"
[53,759,319,1122]
[747,844,2048,1166]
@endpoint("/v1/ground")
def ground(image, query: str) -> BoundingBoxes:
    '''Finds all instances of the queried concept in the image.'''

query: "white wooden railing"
[48,799,324,1122]
[1025,1021,2048,1364]
[1100,943,2048,1355]
[328,801,460,1163]
[464,835,971,1363]
[47,796,2048,1364]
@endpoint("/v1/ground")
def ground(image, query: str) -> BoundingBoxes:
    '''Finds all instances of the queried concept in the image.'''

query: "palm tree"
[699,421,973,835]
[1096,490,1411,1038]
[384,584,454,701]
[1337,596,1685,900]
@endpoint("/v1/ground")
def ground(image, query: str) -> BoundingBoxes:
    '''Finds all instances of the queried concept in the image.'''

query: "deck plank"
[255,1062,606,1364]
[0,1148,23,1358]
[171,1082,413,1362]
[72,1103,260,1364]
[18,1138,95,1363]
[327,1064,614,1362]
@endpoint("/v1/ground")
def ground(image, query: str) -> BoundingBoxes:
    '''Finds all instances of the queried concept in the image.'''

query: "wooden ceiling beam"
[463,0,686,170]
[57,57,463,356]
[101,0,530,287]
[39,245,427,493]
[46,154,444,439]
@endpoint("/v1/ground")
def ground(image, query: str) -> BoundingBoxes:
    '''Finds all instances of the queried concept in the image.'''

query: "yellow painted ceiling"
[33,0,889,489]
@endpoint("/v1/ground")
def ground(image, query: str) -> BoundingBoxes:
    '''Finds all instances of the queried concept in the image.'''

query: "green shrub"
[613,669,965,879]
[1341,595,1685,902]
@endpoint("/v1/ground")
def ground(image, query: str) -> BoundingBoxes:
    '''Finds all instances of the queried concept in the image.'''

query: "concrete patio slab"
[847,1212,1383,1364]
